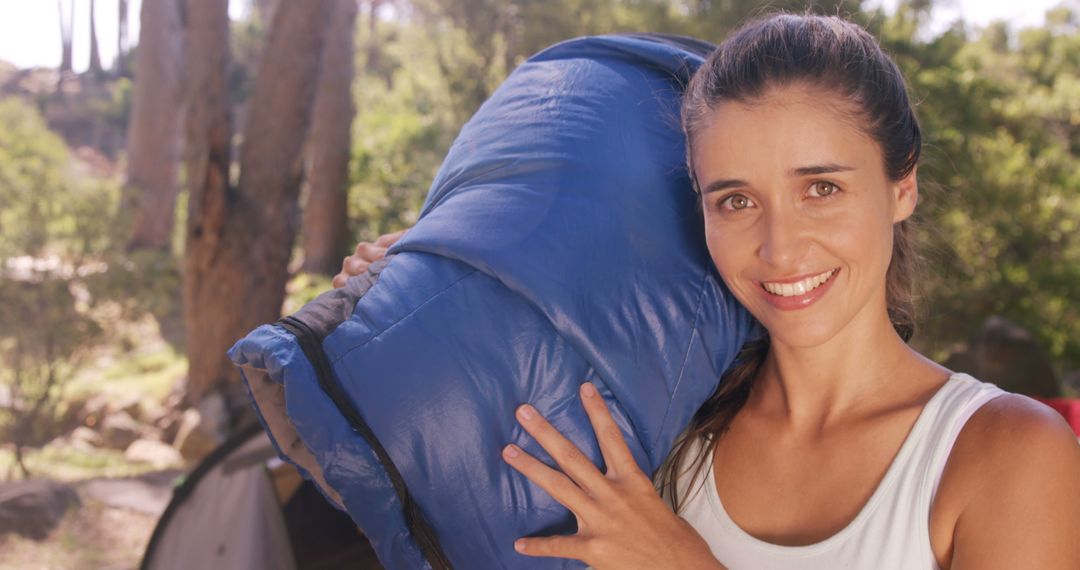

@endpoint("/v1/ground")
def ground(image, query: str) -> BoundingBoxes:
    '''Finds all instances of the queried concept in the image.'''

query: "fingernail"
[514,539,526,552]
[503,444,520,458]
[516,404,534,421]
[581,382,597,398]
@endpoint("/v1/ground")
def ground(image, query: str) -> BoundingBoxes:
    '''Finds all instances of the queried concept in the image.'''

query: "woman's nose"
[757,209,808,268]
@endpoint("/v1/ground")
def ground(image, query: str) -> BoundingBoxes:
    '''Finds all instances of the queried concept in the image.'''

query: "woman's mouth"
[756,268,840,310]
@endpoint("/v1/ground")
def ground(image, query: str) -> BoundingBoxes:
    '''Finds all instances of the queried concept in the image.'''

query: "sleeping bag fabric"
[228,34,756,569]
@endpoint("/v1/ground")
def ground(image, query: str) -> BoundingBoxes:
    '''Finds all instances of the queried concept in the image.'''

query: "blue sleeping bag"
[228,34,755,569]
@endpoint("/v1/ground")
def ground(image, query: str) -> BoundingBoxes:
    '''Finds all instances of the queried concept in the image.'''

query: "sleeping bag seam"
[330,267,480,364]
[650,265,709,453]
[277,316,455,570]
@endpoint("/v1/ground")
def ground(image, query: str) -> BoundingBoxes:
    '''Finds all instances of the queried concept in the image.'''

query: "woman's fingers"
[514,533,589,561]
[374,228,408,247]
[353,242,387,262]
[578,382,642,480]
[511,404,609,498]
[331,229,409,289]
[502,443,596,519]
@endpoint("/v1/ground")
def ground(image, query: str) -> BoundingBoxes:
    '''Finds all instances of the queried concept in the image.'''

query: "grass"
[0,443,159,482]
[66,342,186,406]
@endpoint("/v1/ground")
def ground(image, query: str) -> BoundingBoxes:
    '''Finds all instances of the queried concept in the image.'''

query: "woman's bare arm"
[948,394,1080,569]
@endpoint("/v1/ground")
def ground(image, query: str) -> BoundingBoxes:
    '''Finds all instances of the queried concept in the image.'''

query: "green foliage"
[876,3,1080,373]
[0,98,179,475]
[0,98,71,259]
[347,15,461,242]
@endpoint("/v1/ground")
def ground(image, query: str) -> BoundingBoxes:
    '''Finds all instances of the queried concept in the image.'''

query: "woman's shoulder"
[957,386,1079,461]
[938,379,1080,567]
[947,380,1079,488]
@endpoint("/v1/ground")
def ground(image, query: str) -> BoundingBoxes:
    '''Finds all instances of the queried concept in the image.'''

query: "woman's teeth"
[762,269,837,297]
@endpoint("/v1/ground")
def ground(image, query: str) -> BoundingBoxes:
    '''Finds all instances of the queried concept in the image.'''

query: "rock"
[114,395,146,422]
[79,393,112,429]
[1063,371,1080,396]
[0,480,80,540]
[944,316,1060,397]
[172,409,221,461]
[149,407,183,444]
[125,439,183,469]
[70,426,105,448]
[100,411,142,450]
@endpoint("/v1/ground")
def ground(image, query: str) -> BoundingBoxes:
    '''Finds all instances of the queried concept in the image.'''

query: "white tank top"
[663,372,1005,570]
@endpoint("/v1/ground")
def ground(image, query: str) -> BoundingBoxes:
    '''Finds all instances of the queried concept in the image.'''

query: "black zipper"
[277,315,454,570]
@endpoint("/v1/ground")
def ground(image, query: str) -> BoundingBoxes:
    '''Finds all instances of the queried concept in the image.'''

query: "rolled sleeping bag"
[228,34,756,570]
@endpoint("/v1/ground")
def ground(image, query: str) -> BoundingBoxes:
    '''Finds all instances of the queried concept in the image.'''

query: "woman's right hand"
[332,228,409,288]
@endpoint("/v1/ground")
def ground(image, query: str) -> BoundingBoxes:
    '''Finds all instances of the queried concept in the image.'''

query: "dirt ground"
[0,471,178,570]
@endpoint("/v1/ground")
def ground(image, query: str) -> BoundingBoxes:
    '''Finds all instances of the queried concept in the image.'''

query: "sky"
[0,0,1075,72]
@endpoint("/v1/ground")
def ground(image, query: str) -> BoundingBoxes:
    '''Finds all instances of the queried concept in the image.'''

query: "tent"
[140,423,384,570]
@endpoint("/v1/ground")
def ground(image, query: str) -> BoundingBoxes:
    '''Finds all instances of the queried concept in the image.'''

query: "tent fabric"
[141,427,297,570]
[228,34,755,569]
[140,425,383,570]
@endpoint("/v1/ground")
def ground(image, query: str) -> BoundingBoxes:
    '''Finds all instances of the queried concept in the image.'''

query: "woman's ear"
[892,165,918,223]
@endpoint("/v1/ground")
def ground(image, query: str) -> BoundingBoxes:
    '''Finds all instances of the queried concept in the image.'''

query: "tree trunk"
[125,0,186,252]
[89,0,103,75]
[183,0,335,418]
[254,0,279,26]
[301,0,358,275]
[58,0,73,72]
[116,0,129,72]
[182,0,236,411]
[126,0,185,251]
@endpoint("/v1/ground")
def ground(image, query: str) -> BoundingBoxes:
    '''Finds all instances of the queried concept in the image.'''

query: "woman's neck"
[749,309,947,433]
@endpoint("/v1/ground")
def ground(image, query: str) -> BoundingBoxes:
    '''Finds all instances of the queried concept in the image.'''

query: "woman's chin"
[762,325,840,350]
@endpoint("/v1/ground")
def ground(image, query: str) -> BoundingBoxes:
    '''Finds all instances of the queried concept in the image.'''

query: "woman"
[335,14,1080,569]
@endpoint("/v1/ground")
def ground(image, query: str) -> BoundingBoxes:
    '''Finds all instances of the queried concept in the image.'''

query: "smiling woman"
[493,13,1080,570]
[323,14,1079,570]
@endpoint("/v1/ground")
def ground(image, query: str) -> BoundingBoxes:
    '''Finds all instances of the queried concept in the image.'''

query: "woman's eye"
[720,194,754,211]
[809,181,839,198]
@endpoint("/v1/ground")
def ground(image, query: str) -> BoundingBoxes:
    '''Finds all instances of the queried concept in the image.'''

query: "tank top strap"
[908,373,1008,515]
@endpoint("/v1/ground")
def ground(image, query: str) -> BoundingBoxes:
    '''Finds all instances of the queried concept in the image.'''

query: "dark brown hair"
[658,13,922,513]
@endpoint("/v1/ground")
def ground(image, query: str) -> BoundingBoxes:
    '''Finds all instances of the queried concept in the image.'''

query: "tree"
[183,0,336,424]
[89,0,104,76]
[301,0,359,275]
[871,2,1080,381]
[125,0,186,252]
[0,99,106,477]
[116,0,130,73]
[58,0,74,73]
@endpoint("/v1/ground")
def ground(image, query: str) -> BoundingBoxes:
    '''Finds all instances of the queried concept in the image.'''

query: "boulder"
[148,407,183,444]
[100,411,142,450]
[125,439,183,469]
[945,316,1060,397]
[113,395,146,422]
[0,480,79,540]
[172,408,221,461]
[79,393,112,428]
[70,426,105,448]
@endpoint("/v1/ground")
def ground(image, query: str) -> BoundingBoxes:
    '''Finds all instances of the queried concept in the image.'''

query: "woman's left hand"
[502,382,724,570]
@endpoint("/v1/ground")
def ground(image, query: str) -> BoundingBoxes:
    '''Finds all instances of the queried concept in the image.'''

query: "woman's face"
[691,84,918,349]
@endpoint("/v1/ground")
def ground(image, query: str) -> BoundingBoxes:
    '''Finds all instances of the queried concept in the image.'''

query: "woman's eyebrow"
[701,178,748,194]
[700,163,856,194]
[790,163,855,176]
